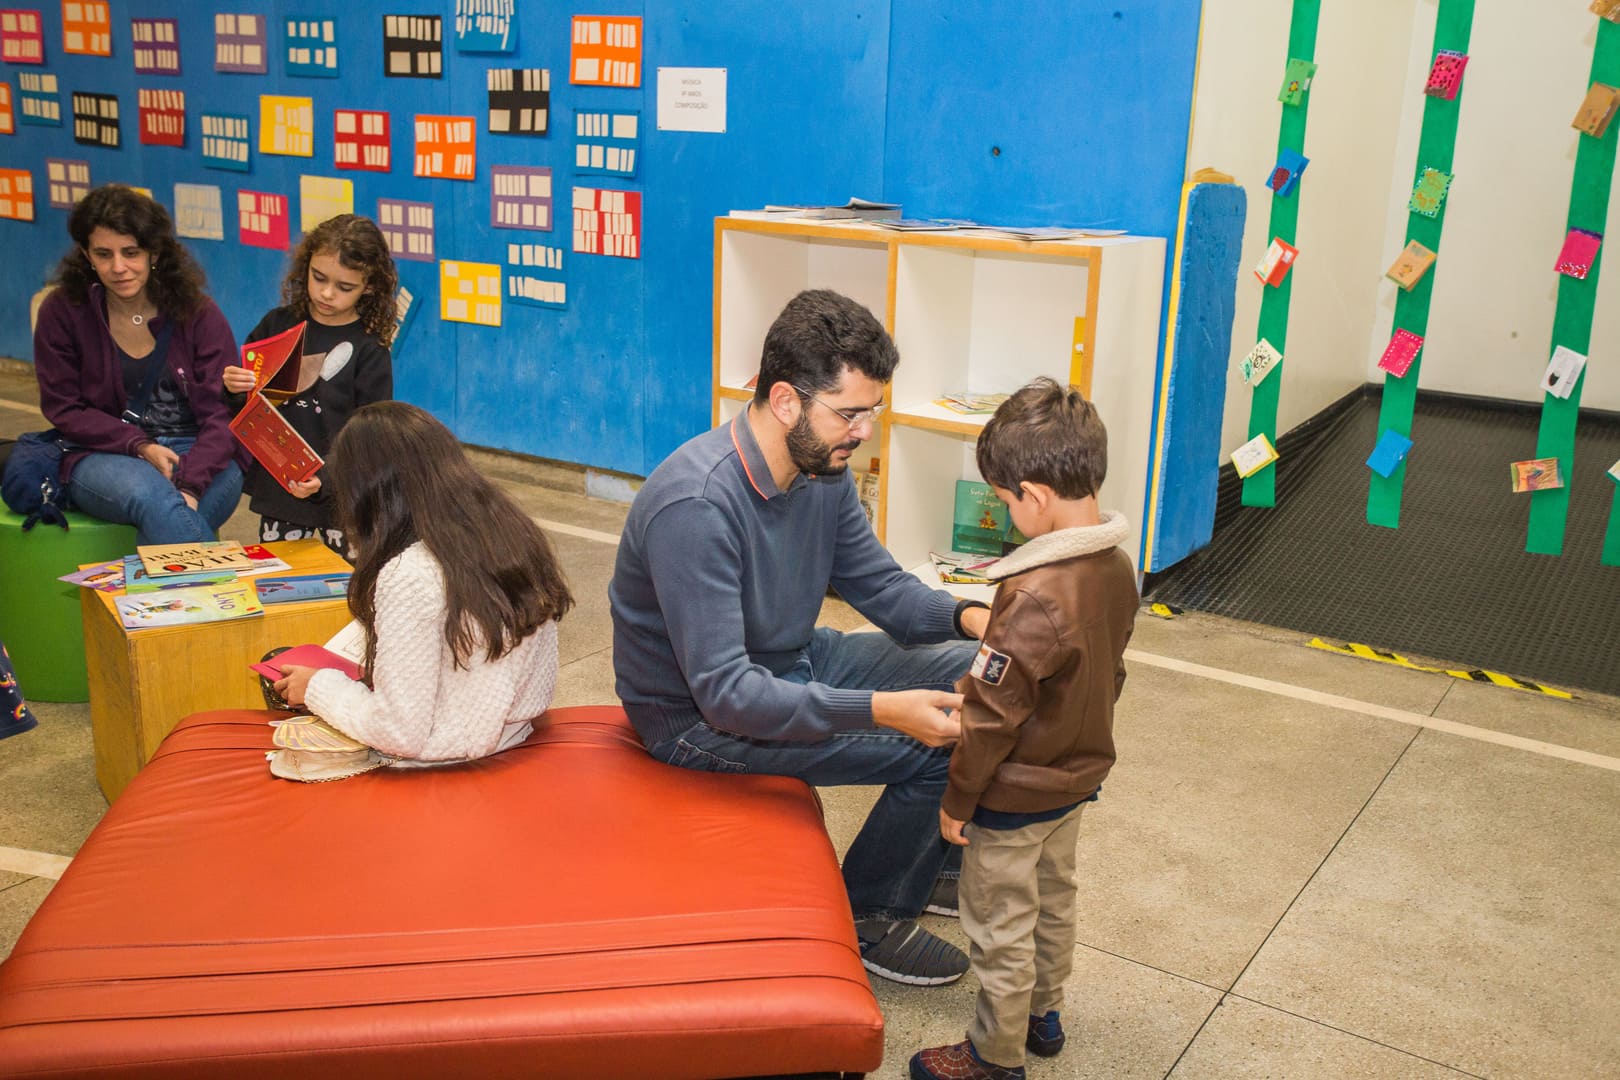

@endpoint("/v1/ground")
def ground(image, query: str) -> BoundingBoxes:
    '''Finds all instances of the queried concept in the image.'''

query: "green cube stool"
[0,507,136,702]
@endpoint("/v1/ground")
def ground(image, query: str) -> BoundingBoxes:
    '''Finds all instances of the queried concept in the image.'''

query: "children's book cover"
[122,555,237,592]
[58,560,126,591]
[116,582,264,629]
[229,391,324,493]
[255,573,351,605]
[241,319,308,400]
[137,541,253,577]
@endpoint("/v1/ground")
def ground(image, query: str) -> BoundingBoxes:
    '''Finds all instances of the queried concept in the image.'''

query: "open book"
[241,320,308,400]
[229,392,323,493]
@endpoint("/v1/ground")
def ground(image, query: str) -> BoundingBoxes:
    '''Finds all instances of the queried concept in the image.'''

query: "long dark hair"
[326,402,573,674]
[281,214,400,347]
[52,185,208,318]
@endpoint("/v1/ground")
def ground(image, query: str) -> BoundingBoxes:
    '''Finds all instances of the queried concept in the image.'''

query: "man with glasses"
[611,289,991,987]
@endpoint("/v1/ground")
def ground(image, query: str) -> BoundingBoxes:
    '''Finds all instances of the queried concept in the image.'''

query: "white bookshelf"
[713,217,1165,577]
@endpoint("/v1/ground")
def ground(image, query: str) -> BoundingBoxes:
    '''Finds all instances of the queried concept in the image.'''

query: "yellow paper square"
[259,95,314,157]
[439,260,502,326]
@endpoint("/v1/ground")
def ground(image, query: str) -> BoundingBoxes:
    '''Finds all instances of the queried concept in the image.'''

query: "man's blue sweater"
[610,411,961,746]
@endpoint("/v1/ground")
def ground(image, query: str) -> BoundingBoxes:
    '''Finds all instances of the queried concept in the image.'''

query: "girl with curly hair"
[224,214,399,556]
[33,184,245,544]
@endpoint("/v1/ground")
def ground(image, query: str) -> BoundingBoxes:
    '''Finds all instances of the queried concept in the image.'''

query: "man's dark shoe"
[924,872,959,917]
[909,1039,1025,1080]
[1026,1010,1066,1057]
[855,917,968,986]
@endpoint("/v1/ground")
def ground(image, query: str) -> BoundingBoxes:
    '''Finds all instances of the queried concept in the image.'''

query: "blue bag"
[0,430,73,531]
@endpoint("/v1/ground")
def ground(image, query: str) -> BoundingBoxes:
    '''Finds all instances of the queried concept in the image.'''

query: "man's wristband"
[953,599,990,638]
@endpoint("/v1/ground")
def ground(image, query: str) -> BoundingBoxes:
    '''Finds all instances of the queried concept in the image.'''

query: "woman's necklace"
[108,295,155,327]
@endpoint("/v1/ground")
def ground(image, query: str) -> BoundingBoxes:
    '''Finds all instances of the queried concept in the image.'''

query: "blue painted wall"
[0,1,1201,478]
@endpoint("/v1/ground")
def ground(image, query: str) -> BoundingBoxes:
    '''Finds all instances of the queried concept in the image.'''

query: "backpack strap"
[120,321,176,426]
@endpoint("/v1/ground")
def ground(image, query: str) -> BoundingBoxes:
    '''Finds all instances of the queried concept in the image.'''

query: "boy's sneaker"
[924,873,959,917]
[909,1039,1025,1080]
[1026,1010,1066,1057]
[855,918,968,985]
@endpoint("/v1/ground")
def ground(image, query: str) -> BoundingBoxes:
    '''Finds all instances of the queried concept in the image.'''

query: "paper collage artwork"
[571,15,641,87]
[137,88,184,147]
[18,72,59,125]
[414,115,475,180]
[215,13,267,74]
[1,10,44,63]
[0,82,11,134]
[286,17,338,77]
[488,67,548,134]
[1386,241,1437,291]
[334,109,389,171]
[455,0,514,52]
[71,91,117,147]
[1366,430,1413,478]
[1540,345,1587,400]
[1510,458,1562,493]
[392,281,418,347]
[573,186,641,258]
[575,110,638,177]
[63,1,111,56]
[1407,167,1452,218]
[1424,50,1467,100]
[1377,328,1424,378]
[1254,237,1298,287]
[0,167,32,220]
[1242,339,1281,386]
[201,112,250,170]
[1556,228,1602,279]
[506,242,565,308]
[300,174,353,233]
[45,157,86,207]
[1266,148,1308,198]
[1278,57,1315,106]
[238,189,289,249]
[491,165,552,229]
[439,259,501,326]
[384,14,441,78]
[1232,433,1279,478]
[1573,82,1620,137]
[131,18,180,75]
[174,182,224,241]
[260,95,313,156]
[378,197,434,261]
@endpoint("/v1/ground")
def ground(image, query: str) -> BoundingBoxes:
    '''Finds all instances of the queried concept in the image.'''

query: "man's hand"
[959,605,991,640]
[940,808,969,846]
[222,365,257,394]
[287,476,322,499]
[872,689,962,747]
[272,664,317,707]
[137,442,179,480]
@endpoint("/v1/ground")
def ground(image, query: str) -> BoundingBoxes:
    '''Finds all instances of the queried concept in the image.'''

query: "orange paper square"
[570,15,641,87]
[61,0,110,56]
[413,114,475,180]
[0,81,13,134]
[0,166,34,220]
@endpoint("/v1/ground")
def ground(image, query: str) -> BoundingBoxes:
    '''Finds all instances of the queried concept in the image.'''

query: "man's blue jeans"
[68,436,243,546]
[642,627,978,922]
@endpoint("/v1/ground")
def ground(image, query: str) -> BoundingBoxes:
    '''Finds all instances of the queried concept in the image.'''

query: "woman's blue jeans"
[68,437,243,545]
[643,627,976,922]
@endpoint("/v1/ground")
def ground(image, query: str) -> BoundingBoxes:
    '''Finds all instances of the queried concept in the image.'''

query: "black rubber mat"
[1146,389,1620,697]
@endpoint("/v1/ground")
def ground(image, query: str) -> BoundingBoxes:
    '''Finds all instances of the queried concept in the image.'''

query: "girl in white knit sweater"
[271,402,574,764]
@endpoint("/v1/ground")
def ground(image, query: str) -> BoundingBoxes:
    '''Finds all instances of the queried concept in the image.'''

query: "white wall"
[1189,0,1618,460]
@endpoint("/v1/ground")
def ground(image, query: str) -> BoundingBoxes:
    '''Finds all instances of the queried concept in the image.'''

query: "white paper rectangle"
[657,67,726,133]
[1540,345,1587,400]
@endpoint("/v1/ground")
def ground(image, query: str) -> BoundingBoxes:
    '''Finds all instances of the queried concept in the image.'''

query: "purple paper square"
[491,165,552,230]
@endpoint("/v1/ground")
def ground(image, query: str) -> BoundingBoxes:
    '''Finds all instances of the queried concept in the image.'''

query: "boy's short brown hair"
[976,377,1107,500]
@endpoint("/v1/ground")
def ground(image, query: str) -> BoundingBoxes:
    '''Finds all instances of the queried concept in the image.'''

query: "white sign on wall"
[656,67,726,133]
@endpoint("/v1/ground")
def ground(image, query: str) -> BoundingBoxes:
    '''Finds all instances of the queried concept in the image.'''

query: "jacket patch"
[970,642,1011,685]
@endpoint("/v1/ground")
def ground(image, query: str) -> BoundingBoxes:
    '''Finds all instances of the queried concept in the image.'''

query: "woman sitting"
[272,402,574,764]
[33,184,243,544]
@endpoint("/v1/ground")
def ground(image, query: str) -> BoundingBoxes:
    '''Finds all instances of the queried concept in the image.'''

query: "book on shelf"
[952,480,1028,556]
[137,540,254,577]
[229,391,324,494]
[757,197,901,221]
[115,581,264,630]
[241,320,308,401]
[122,555,237,593]
[871,218,961,232]
[255,572,351,605]
[934,391,1010,415]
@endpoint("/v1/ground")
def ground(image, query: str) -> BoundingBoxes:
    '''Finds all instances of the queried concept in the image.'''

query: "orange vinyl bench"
[0,705,884,1079]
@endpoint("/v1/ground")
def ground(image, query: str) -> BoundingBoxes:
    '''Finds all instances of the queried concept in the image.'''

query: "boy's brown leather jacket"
[943,511,1139,821]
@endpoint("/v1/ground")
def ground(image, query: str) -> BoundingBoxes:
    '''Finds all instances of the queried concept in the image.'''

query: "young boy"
[910,378,1138,1080]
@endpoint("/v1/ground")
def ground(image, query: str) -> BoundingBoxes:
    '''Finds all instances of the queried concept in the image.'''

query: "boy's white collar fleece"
[984,510,1129,580]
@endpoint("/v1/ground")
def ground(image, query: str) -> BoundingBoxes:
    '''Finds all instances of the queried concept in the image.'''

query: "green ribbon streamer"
[1529,19,1620,559]
[1242,0,1320,509]
[1606,486,1620,565]
[1367,0,1475,528]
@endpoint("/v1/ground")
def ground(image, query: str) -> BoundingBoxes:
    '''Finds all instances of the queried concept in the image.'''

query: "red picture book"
[229,392,322,494]
[250,643,363,683]
[241,320,307,400]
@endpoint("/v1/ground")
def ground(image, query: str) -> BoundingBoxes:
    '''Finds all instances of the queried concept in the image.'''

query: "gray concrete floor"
[2,367,1618,1078]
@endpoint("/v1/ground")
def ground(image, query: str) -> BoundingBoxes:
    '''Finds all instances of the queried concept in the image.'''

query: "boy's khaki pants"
[960,804,1086,1067]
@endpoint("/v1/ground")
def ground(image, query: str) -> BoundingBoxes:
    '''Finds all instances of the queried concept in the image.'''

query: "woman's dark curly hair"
[281,214,399,347]
[52,185,208,318]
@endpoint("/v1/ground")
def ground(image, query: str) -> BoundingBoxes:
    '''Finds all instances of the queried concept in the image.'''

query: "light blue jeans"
[642,627,977,922]
[68,436,243,545]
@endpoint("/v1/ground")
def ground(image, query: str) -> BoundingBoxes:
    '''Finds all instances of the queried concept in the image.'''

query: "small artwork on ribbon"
[1366,430,1413,479]
[1510,457,1562,493]
[1266,148,1308,198]
[1232,433,1279,479]
[1573,82,1620,138]
[1253,237,1298,287]
[1385,241,1436,291]
[1377,329,1424,379]
[1242,339,1281,386]
[1407,167,1452,219]
[1424,50,1467,100]
[1278,57,1315,106]
[1556,228,1602,279]
[1540,345,1587,400]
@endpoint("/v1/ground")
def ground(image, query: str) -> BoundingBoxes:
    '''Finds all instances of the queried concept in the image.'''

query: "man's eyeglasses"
[791,385,887,428]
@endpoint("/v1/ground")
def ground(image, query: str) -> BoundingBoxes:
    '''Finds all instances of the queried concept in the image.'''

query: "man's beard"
[786,412,859,475]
